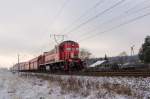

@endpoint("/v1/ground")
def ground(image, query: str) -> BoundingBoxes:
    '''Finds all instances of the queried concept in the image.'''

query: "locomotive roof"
[60,40,78,45]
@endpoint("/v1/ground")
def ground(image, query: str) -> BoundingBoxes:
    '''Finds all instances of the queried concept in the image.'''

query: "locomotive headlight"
[69,59,72,62]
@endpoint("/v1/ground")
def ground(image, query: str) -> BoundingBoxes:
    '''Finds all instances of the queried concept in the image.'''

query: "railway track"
[80,71,150,77]
[17,70,150,77]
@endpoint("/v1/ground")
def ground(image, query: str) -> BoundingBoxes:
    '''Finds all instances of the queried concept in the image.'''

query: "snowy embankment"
[0,69,150,99]
[0,69,61,99]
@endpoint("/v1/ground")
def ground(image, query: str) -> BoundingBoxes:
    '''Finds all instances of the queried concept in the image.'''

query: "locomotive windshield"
[66,48,71,51]
[66,48,79,51]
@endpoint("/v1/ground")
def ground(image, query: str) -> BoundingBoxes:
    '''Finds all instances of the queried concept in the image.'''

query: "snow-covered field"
[0,69,150,99]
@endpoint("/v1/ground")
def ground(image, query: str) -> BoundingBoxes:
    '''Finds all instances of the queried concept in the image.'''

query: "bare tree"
[79,48,91,60]
[118,51,128,64]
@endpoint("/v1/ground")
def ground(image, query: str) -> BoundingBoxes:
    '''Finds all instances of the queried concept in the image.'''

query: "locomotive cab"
[59,41,79,60]
[59,40,84,71]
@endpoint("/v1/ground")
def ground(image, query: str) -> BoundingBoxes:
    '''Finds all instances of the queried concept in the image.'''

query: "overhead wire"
[125,0,149,13]
[79,12,150,42]
[45,0,70,51]
[50,0,71,29]
[61,0,105,33]
[77,2,150,40]
[64,0,126,35]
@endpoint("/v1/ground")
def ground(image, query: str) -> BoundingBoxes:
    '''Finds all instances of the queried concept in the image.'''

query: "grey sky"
[0,0,150,67]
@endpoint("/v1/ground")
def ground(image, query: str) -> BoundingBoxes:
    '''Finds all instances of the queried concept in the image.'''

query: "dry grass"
[22,74,149,98]
[45,76,136,98]
[46,76,91,97]
[101,82,132,96]
[59,77,81,93]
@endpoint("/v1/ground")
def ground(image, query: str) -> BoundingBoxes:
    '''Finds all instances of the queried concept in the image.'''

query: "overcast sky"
[0,0,150,68]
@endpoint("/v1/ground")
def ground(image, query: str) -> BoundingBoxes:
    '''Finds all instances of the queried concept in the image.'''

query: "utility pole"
[50,34,66,44]
[17,54,20,71]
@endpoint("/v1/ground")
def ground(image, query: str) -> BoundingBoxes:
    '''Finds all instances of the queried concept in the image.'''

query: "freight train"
[12,40,84,72]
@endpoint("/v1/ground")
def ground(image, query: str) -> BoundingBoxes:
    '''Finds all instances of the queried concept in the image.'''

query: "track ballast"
[17,70,150,77]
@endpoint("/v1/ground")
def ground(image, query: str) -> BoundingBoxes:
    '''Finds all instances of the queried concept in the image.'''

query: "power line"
[126,3,150,14]
[79,12,150,42]
[77,3,150,40]
[17,54,20,71]
[41,0,70,51]
[64,0,126,35]
[51,0,71,28]
[62,0,105,33]
[125,0,149,13]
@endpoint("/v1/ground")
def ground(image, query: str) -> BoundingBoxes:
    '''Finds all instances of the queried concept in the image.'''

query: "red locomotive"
[12,40,84,72]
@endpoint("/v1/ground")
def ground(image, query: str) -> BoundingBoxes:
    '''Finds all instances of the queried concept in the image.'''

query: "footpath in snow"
[0,69,150,99]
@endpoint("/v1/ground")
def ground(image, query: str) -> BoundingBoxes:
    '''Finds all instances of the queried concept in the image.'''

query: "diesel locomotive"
[12,40,84,72]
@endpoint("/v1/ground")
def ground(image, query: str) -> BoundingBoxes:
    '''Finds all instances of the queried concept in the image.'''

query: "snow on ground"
[0,69,62,99]
[0,69,150,99]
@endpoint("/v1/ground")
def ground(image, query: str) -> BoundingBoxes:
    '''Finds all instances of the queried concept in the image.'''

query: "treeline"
[139,36,150,64]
